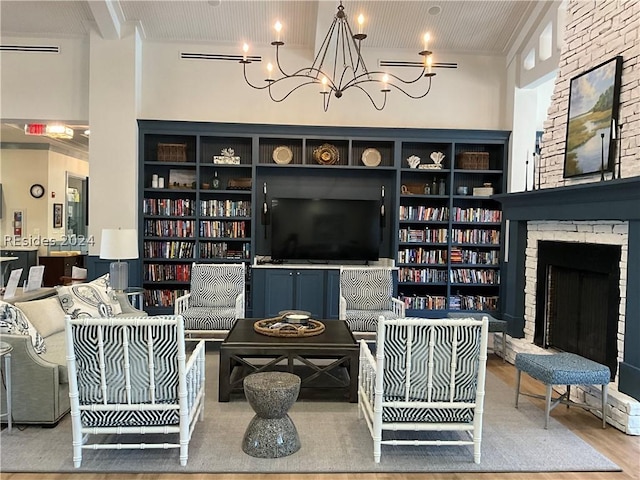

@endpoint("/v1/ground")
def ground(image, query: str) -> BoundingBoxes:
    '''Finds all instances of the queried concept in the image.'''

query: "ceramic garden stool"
[242,371,301,458]
[515,352,610,429]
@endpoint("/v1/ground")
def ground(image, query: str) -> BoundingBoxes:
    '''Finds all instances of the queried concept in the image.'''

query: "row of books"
[398,268,448,283]
[399,206,449,222]
[399,295,447,310]
[144,263,192,282]
[144,220,195,238]
[450,269,500,284]
[199,221,248,238]
[143,198,195,216]
[398,248,447,265]
[451,207,502,223]
[199,242,251,259]
[144,241,195,259]
[451,228,500,245]
[399,228,448,243]
[399,294,499,311]
[450,248,500,265]
[199,199,251,217]
[143,289,189,308]
[449,295,499,311]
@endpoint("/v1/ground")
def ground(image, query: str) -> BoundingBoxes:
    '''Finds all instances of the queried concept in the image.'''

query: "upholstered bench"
[515,352,610,429]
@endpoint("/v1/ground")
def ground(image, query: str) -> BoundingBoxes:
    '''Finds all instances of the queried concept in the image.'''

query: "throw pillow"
[57,274,122,319]
[15,297,66,338]
[0,300,47,354]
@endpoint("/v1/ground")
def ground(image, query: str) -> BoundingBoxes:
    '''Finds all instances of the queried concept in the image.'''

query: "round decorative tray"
[313,143,339,165]
[272,145,293,164]
[361,148,381,167]
[254,315,325,338]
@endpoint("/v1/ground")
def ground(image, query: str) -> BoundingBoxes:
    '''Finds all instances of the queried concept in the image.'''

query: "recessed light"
[208,0,221,6]
[428,5,442,16]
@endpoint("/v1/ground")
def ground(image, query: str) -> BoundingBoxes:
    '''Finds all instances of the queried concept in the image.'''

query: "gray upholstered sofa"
[0,277,144,426]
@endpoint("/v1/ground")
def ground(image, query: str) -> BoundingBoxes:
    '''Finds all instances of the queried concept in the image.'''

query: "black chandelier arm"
[352,84,387,111]
[342,67,429,92]
[382,77,433,99]
[311,15,339,77]
[266,79,322,103]
[343,16,370,76]
[242,65,275,91]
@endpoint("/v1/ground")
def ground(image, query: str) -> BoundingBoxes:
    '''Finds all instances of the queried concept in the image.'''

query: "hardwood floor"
[2,357,638,480]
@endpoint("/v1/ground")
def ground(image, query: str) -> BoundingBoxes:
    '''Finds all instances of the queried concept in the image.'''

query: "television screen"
[271,198,381,261]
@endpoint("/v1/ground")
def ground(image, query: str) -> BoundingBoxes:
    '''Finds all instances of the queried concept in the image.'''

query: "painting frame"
[563,56,623,178]
[53,203,63,228]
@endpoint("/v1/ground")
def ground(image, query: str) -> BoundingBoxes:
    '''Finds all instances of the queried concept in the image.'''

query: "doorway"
[66,173,88,240]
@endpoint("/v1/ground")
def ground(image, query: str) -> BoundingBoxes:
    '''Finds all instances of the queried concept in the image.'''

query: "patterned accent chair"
[358,316,489,463]
[339,267,405,336]
[174,263,245,340]
[65,315,206,467]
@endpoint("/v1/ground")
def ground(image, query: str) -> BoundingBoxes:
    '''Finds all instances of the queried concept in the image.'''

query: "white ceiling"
[0,0,543,153]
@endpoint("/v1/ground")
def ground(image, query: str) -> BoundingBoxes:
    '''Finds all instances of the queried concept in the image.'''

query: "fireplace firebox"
[535,241,619,379]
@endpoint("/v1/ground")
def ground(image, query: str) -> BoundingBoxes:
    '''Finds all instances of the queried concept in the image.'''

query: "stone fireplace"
[496,179,640,434]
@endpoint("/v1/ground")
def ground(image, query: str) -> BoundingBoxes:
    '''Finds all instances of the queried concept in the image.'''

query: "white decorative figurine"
[406,155,421,168]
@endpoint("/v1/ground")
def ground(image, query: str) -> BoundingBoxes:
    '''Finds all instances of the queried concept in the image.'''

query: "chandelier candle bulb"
[274,21,282,42]
[358,14,364,34]
[423,33,430,51]
[242,43,248,62]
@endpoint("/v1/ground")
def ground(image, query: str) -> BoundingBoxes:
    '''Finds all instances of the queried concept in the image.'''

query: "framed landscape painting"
[563,56,622,178]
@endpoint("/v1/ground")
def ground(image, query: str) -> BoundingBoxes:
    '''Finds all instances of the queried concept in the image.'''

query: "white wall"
[141,42,508,129]
[0,36,90,122]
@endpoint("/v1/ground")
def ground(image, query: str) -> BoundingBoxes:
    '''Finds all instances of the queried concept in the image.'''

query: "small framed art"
[53,203,63,228]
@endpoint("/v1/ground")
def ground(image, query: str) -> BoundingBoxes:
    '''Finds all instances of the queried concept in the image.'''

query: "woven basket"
[158,143,187,162]
[457,152,489,170]
[254,317,325,337]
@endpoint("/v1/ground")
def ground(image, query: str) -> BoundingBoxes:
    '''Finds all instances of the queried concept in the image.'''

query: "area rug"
[0,353,620,473]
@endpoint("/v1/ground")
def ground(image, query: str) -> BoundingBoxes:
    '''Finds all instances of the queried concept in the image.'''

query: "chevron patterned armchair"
[339,267,405,337]
[358,316,489,463]
[175,263,245,340]
[64,315,206,467]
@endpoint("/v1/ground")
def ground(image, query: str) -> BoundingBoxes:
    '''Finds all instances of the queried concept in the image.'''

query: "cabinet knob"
[289,272,293,276]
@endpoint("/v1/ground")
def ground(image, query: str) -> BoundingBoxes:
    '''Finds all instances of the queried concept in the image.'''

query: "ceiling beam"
[87,0,125,40]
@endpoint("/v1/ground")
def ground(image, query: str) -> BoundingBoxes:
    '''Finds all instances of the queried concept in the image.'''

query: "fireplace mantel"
[494,177,640,221]
[495,176,640,402]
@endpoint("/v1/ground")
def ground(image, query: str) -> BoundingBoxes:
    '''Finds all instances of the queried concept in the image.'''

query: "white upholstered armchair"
[358,316,489,463]
[339,267,405,336]
[64,315,206,467]
[174,262,245,340]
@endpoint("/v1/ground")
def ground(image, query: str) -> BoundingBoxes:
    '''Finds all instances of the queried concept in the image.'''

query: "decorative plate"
[362,148,382,167]
[272,145,293,164]
[313,143,339,165]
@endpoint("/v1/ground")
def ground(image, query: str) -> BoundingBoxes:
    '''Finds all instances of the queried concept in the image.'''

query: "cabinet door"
[263,269,295,317]
[326,270,340,319]
[294,270,325,318]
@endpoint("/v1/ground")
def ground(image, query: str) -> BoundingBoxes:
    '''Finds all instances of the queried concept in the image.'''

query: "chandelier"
[240,2,436,112]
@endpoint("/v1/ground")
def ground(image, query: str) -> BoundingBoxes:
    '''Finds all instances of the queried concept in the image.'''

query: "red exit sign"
[24,123,47,135]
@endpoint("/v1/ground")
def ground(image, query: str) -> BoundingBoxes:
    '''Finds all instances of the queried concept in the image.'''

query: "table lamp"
[99,228,138,291]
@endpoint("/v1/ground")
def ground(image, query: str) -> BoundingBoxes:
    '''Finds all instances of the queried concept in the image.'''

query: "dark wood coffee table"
[219,319,359,402]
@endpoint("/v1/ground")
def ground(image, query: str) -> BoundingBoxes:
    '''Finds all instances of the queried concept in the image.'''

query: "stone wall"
[539,0,640,187]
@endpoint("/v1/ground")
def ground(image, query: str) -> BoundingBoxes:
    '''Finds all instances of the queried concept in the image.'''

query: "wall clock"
[30,183,45,199]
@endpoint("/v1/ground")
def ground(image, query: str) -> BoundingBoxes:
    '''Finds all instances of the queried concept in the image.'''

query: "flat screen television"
[271,198,381,262]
